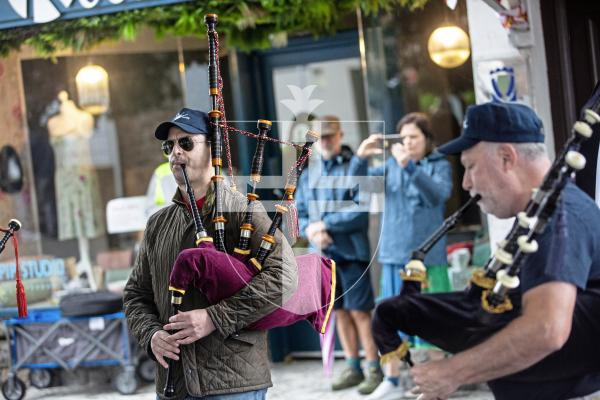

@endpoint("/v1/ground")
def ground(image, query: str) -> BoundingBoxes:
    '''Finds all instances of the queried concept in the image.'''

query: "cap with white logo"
[154,108,210,140]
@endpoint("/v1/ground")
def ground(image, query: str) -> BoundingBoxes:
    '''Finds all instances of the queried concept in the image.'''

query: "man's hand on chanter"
[164,309,217,345]
[151,330,179,369]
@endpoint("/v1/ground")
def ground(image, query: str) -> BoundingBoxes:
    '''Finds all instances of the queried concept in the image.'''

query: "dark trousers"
[372,283,600,400]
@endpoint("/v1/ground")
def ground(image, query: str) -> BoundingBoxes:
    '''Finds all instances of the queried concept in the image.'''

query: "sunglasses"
[161,136,209,156]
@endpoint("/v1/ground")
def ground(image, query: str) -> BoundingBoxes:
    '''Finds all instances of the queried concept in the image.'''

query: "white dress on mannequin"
[48,91,104,290]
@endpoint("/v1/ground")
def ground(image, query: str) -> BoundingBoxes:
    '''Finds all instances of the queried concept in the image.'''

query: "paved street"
[11,359,600,400]
[268,359,493,400]
[18,359,494,400]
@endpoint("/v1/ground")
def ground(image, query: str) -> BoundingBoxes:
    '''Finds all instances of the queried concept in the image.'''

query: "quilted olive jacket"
[124,184,298,399]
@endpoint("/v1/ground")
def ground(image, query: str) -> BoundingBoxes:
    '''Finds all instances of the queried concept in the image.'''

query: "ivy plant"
[0,0,431,57]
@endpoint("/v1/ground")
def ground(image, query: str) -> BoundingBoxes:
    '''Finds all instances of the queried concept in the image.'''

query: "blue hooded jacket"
[348,151,452,265]
[296,145,371,263]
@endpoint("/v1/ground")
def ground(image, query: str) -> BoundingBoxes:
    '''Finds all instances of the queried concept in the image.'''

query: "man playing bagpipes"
[123,108,300,400]
[372,101,600,400]
[125,15,338,399]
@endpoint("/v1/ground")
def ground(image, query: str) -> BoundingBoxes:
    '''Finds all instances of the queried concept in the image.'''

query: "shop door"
[255,30,368,361]
[254,30,367,176]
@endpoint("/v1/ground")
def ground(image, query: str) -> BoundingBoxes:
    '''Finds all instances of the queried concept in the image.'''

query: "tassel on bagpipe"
[400,194,481,296]
[471,83,600,313]
[284,130,319,239]
[0,220,27,319]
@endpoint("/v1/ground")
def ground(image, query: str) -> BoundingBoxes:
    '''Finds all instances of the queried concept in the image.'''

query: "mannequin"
[48,91,104,290]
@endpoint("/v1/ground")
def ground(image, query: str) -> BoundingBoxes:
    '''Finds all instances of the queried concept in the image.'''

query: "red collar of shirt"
[184,196,206,214]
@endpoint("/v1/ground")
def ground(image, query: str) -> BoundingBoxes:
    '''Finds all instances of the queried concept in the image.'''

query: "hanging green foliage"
[0,0,431,57]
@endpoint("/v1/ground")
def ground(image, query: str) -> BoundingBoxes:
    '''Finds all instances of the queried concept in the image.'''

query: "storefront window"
[23,52,184,243]
[1,34,232,305]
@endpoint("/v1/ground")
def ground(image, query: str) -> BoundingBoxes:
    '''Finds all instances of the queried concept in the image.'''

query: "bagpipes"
[468,85,600,314]
[163,14,335,397]
[387,84,600,368]
[0,219,27,318]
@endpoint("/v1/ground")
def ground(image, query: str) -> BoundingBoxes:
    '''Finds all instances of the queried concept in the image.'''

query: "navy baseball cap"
[154,108,210,140]
[437,102,544,155]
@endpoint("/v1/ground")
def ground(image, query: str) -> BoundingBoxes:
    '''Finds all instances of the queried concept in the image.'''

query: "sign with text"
[0,0,192,30]
[0,257,66,281]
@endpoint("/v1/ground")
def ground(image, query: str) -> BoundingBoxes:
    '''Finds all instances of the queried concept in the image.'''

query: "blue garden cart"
[1,307,138,400]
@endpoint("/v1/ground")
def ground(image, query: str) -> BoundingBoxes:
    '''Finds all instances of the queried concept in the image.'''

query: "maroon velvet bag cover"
[170,242,335,334]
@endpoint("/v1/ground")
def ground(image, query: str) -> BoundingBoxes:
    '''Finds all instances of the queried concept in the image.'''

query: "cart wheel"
[113,369,138,395]
[29,369,53,389]
[136,357,155,383]
[1,377,26,400]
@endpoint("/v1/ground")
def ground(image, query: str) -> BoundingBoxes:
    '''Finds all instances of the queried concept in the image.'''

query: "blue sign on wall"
[0,0,193,31]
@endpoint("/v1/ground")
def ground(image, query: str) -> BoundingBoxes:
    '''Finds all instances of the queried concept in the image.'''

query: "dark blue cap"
[154,108,210,140]
[437,102,544,155]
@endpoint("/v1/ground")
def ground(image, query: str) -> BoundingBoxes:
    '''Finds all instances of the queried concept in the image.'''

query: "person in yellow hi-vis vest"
[145,161,178,218]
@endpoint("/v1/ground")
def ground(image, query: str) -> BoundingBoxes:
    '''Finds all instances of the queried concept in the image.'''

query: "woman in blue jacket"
[349,112,452,400]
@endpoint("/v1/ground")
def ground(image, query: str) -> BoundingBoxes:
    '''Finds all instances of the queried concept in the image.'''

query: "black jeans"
[372,282,600,400]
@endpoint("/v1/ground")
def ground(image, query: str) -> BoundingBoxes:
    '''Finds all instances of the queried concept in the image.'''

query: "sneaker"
[365,379,404,400]
[332,366,364,391]
[358,367,384,395]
